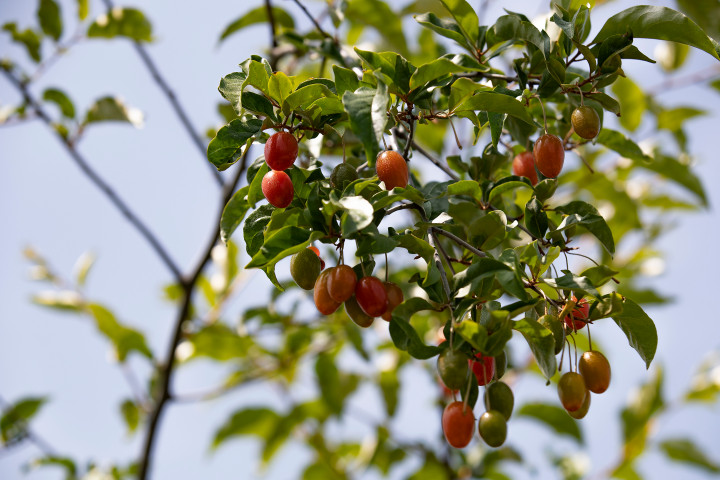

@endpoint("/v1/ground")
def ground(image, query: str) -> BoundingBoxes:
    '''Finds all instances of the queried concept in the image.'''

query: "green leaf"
[185,323,252,362]
[87,304,152,362]
[337,195,374,236]
[212,408,280,449]
[657,107,705,132]
[379,370,400,416]
[244,204,274,258]
[120,399,139,435]
[38,0,63,41]
[342,84,388,165]
[453,258,529,300]
[219,6,294,43]
[345,0,408,55]
[596,128,652,163]
[612,298,657,368]
[315,353,343,416]
[207,118,263,170]
[83,96,144,127]
[389,298,442,359]
[621,368,664,460]
[31,456,77,478]
[415,12,471,50]
[490,15,550,58]
[611,76,646,131]
[517,403,583,443]
[0,396,48,443]
[333,65,360,97]
[440,0,479,47]
[87,8,153,42]
[218,72,246,114]
[2,23,42,62]
[455,92,534,125]
[409,58,464,90]
[543,272,600,298]
[659,438,720,473]
[220,186,250,244]
[593,6,720,61]
[513,319,556,379]
[554,200,615,254]
[77,0,89,20]
[524,198,548,239]
[246,226,323,269]
[581,265,619,287]
[43,88,75,118]
[641,153,707,206]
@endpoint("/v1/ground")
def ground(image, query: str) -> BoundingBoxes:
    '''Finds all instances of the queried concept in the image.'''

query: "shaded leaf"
[87,8,153,42]
[612,298,657,368]
[517,403,583,443]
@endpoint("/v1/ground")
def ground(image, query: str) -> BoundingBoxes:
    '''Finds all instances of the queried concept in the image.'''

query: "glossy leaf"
[554,200,616,254]
[220,186,250,244]
[207,118,263,170]
[513,318,556,379]
[342,84,388,165]
[612,298,658,368]
[455,92,534,125]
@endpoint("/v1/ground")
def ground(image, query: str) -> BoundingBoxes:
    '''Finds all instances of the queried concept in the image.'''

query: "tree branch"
[136,146,251,480]
[100,0,224,188]
[290,0,332,39]
[1,68,184,281]
[264,0,278,48]
[433,228,487,258]
[393,129,459,181]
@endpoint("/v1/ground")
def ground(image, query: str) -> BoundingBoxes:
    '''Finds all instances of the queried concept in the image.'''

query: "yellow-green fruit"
[290,248,322,290]
[478,410,508,447]
[568,391,591,419]
[484,381,514,420]
[558,372,587,412]
[330,163,359,190]
[579,350,611,394]
[345,295,374,328]
[437,348,469,390]
[571,106,601,139]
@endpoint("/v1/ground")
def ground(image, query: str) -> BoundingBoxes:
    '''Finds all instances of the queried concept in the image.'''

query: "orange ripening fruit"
[442,401,475,448]
[512,151,538,185]
[376,150,408,190]
[533,134,565,178]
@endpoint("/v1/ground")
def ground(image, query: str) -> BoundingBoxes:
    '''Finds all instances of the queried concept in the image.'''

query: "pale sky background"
[1,0,719,479]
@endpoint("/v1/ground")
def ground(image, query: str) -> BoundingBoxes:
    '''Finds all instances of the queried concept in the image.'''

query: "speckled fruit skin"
[261,170,294,208]
[264,131,298,171]
[579,351,611,394]
[533,134,565,178]
[571,106,601,139]
[558,372,587,412]
[469,353,495,386]
[564,296,590,331]
[376,150,409,190]
[442,401,475,449]
[313,270,341,315]
[380,282,404,321]
[355,276,388,317]
[327,265,357,303]
[512,151,538,185]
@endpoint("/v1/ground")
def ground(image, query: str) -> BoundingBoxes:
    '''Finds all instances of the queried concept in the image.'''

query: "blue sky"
[1,0,719,479]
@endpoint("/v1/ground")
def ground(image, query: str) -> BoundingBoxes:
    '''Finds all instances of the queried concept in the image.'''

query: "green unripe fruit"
[571,106,601,139]
[478,410,508,447]
[539,314,564,355]
[558,372,587,412]
[484,381,514,420]
[290,248,322,290]
[568,390,591,419]
[330,163,359,190]
[437,348,469,390]
[344,295,374,328]
[494,351,507,380]
[579,350,611,394]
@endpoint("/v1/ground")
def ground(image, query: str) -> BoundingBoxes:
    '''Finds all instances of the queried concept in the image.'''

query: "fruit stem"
[530,94,549,134]
[588,324,593,352]
[575,85,584,106]
[384,252,389,282]
[448,117,463,150]
[461,372,473,413]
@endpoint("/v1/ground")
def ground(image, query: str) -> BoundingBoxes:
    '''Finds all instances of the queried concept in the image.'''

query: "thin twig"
[393,129,459,181]
[431,229,456,275]
[433,228,487,258]
[427,228,453,304]
[290,0,332,39]
[2,68,184,281]
[136,146,252,480]
[101,0,224,188]
[264,0,278,48]
[646,65,720,96]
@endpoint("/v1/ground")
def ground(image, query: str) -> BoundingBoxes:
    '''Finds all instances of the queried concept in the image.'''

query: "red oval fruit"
[313,269,341,315]
[442,401,475,448]
[469,353,495,386]
[264,131,298,171]
[327,265,357,303]
[261,170,294,208]
[355,276,388,317]
[533,134,565,178]
[564,296,590,331]
[380,282,404,321]
[376,150,409,190]
[512,151,538,185]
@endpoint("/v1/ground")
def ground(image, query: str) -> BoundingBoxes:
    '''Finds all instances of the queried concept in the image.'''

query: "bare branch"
[2,68,184,281]
[393,129,459,181]
[264,0,278,48]
[433,227,487,258]
[290,0,332,39]
[100,0,224,188]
